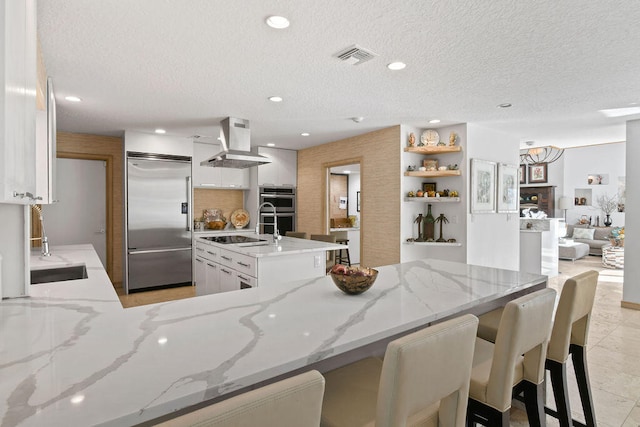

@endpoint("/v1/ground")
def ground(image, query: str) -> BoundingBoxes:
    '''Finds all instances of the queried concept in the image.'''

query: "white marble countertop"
[1,245,547,426]
[329,227,360,232]
[197,234,344,258]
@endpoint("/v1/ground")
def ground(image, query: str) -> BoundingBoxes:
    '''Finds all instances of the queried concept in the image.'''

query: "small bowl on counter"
[329,265,378,295]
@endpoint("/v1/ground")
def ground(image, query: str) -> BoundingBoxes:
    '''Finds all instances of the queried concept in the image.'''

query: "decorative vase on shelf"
[604,214,612,226]
[423,204,435,241]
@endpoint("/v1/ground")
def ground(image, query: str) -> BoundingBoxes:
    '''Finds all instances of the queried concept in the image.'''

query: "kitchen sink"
[30,265,88,285]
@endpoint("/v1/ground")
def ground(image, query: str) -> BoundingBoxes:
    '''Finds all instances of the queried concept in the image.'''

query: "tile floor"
[116,256,640,426]
[511,256,640,426]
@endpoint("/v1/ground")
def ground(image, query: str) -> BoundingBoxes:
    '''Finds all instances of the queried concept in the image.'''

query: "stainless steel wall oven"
[259,187,296,235]
[259,187,296,212]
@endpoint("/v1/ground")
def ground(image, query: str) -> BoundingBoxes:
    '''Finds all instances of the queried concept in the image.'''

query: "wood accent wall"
[56,132,124,286]
[297,126,401,267]
[193,189,244,226]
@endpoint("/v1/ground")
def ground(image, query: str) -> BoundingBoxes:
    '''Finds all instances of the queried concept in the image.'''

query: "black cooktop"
[202,235,267,245]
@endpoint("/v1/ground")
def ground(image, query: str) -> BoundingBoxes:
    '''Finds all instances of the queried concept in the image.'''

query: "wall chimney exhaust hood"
[201,117,271,168]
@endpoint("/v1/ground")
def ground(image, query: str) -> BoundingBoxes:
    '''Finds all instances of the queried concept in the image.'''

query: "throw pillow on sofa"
[573,228,595,240]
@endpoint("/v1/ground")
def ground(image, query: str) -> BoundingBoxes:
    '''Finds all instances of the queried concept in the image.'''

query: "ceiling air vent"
[334,44,378,65]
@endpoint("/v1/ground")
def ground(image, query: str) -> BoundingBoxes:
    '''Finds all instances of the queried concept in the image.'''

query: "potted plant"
[596,193,618,226]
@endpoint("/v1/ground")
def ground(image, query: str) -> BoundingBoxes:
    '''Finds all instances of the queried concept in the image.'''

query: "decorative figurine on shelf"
[407,165,415,172]
[408,132,416,147]
[423,204,435,241]
[414,213,425,242]
[435,213,449,242]
[449,132,457,146]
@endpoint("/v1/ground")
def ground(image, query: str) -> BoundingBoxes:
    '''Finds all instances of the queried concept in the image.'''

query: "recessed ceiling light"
[599,106,640,117]
[343,170,351,174]
[157,337,168,344]
[266,15,290,29]
[65,96,82,102]
[498,103,512,108]
[268,96,283,102]
[301,132,310,136]
[267,143,275,147]
[154,128,166,134]
[387,62,406,71]
[429,119,441,124]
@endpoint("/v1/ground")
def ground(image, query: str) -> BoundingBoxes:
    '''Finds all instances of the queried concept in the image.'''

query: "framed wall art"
[422,182,436,194]
[498,163,519,213]
[519,164,527,184]
[528,163,548,184]
[470,159,496,213]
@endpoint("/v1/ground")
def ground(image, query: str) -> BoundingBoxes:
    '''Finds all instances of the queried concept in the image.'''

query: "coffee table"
[558,239,589,261]
[602,244,624,269]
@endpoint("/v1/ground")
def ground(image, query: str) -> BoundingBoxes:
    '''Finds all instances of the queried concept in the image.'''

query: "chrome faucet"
[31,205,51,257]
[256,202,281,244]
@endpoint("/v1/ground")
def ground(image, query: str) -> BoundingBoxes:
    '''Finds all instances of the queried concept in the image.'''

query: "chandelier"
[519,145,564,165]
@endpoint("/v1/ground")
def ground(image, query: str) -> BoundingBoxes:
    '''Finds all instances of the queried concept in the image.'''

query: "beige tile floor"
[116,256,640,426]
[511,256,640,426]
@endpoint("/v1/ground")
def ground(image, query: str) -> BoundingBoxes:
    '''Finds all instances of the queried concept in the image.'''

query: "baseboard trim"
[621,300,640,311]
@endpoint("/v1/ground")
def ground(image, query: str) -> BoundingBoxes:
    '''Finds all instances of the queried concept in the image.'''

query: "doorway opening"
[32,152,114,279]
[326,160,362,266]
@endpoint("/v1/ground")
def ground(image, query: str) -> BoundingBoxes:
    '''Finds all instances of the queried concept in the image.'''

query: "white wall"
[624,120,639,306]
[0,204,28,298]
[466,123,520,271]
[124,131,193,157]
[562,142,625,226]
[347,172,360,222]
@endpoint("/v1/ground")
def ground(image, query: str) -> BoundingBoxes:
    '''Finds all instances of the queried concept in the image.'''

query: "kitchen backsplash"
[193,189,244,228]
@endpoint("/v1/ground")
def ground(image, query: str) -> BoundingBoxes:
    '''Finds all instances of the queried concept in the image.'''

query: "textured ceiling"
[37,0,640,150]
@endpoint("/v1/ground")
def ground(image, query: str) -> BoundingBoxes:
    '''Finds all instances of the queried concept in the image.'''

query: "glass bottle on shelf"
[423,204,435,241]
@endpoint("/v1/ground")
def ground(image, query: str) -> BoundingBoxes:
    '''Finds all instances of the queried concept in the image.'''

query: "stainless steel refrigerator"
[125,152,192,293]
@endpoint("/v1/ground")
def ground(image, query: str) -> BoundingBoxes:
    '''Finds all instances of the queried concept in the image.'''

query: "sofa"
[565,224,614,256]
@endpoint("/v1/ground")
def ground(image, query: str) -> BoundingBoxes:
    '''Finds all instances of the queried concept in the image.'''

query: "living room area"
[520,141,626,268]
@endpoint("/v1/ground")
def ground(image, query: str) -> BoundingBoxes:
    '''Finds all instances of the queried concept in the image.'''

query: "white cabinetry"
[257,147,297,187]
[34,78,56,204]
[195,241,222,296]
[0,0,37,204]
[193,142,249,189]
[194,240,257,295]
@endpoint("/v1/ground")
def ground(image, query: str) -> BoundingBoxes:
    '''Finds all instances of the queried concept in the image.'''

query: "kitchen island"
[194,233,344,295]
[1,244,547,426]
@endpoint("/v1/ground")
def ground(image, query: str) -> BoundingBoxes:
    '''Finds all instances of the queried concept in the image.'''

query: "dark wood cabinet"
[520,186,555,215]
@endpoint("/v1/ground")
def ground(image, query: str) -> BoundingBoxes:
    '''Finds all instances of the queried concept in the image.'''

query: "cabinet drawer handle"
[207,251,217,256]
[221,255,232,261]
[196,247,204,252]
[196,258,204,263]
[221,268,232,275]
[237,261,250,268]
[237,274,250,281]
[207,263,216,268]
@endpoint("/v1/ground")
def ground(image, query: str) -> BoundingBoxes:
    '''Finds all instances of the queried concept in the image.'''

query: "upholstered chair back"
[486,288,556,411]
[547,270,599,363]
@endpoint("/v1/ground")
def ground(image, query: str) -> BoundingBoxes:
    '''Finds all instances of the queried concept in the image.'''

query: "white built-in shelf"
[404,241,462,247]
[404,170,461,178]
[404,146,462,154]
[404,197,460,203]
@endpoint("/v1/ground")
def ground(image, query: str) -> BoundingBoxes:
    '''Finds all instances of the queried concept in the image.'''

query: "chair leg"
[466,399,509,426]
[545,359,573,427]
[570,344,597,427]
[515,380,546,427]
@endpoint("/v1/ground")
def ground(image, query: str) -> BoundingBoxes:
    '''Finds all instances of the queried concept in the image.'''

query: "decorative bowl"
[330,267,378,295]
[206,220,227,230]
